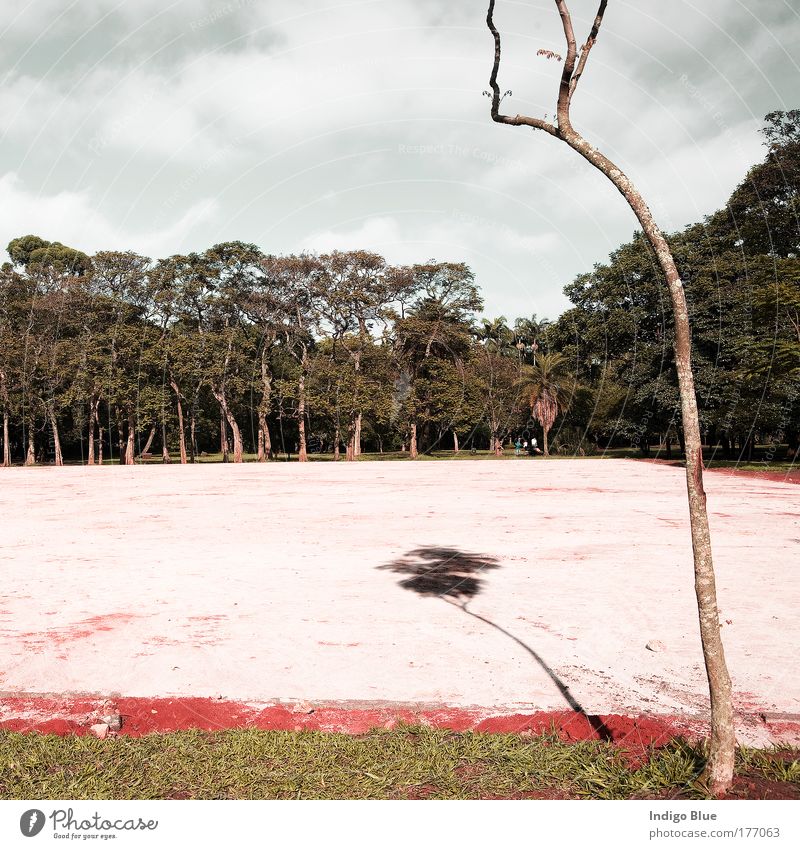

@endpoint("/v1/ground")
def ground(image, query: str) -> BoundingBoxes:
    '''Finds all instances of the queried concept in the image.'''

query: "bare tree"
[486,0,735,793]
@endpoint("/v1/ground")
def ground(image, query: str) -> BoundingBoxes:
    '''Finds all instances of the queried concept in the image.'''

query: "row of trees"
[1,113,797,467]
[0,238,559,465]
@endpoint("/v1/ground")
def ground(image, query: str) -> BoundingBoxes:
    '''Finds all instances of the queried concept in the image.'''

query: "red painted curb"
[0,695,697,754]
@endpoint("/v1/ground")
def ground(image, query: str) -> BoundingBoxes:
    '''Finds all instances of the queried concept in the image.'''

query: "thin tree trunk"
[334,424,340,461]
[125,407,136,465]
[257,414,267,462]
[161,422,171,463]
[25,429,35,466]
[409,421,418,459]
[87,398,98,466]
[116,407,126,464]
[220,415,229,462]
[258,351,273,462]
[139,425,156,457]
[170,381,187,465]
[2,409,9,467]
[1,370,11,466]
[48,407,64,466]
[453,430,459,453]
[189,411,197,463]
[213,390,242,463]
[557,120,735,794]
[486,0,736,786]
[354,412,362,457]
[98,425,104,465]
[297,370,308,462]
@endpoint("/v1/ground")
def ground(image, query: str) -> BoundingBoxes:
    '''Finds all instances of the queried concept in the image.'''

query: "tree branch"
[554,0,578,129]
[569,0,608,99]
[486,0,558,135]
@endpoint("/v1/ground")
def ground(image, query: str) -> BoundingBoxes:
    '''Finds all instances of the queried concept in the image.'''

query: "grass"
[1,727,798,800]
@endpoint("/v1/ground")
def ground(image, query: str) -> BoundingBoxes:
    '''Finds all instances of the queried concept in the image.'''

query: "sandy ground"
[0,459,797,744]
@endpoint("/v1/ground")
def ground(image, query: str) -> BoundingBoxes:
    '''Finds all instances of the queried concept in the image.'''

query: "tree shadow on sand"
[377,546,612,740]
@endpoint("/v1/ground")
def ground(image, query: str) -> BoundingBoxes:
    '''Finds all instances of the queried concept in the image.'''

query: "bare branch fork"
[486,0,736,795]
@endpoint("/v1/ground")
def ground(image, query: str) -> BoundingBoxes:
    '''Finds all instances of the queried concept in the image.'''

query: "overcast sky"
[1,0,798,319]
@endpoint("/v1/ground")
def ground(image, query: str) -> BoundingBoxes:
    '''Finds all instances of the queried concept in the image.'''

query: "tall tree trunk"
[139,425,156,457]
[354,412,362,457]
[542,426,550,457]
[48,407,64,466]
[554,126,735,794]
[409,422,418,459]
[170,381,187,465]
[189,411,197,463]
[25,429,35,466]
[161,422,171,463]
[297,370,308,463]
[116,407,126,464]
[258,352,273,462]
[125,406,136,465]
[1,370,11,466]
[220,415,229,462]
[212,390,242,463]
[2,409,9,467]
[87,397,98,466]
[333,424,340,461]
[257,414,267,462]
[98,425,104,465]
[453,430,459,453]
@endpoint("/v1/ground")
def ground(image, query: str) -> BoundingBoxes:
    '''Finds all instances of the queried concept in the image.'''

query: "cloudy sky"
[1,0,798,319]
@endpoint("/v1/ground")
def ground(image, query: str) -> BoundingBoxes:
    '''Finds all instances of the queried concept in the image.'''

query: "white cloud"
[0,172,218,259]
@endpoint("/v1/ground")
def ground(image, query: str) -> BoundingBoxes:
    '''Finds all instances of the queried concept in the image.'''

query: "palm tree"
[515,352,571,456]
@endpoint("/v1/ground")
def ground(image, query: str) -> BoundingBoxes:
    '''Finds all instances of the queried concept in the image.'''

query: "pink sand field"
[0,459,797,745]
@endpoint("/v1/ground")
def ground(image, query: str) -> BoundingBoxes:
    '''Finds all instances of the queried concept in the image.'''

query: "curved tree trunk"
[486,0,735,792]
[48,407,63,466]
[561,127,735,794]
[139,425,156,457]
[213,389,243,464]
[170,381,188,465]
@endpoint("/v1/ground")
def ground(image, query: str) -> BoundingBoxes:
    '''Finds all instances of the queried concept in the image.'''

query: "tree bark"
[409,421,418,459]
[98,425,104,465]
[221,415,229,462]
[1,370,11,466]
[297,370,308,462]
[161,422,171,463]
[170,381,188,464]
[25,429,35,466]
[139,425,156,457]
[559,124,735,797]
[354,412,362,457]
[48,407,64,466]
[486,0,735,792]
[189,410,197,463]
[87,397,99,466]
[453,430,459,453]
[125,406,136,465]
[213,390,243,463]
[2,409,9,467]
[116,407,126,464]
